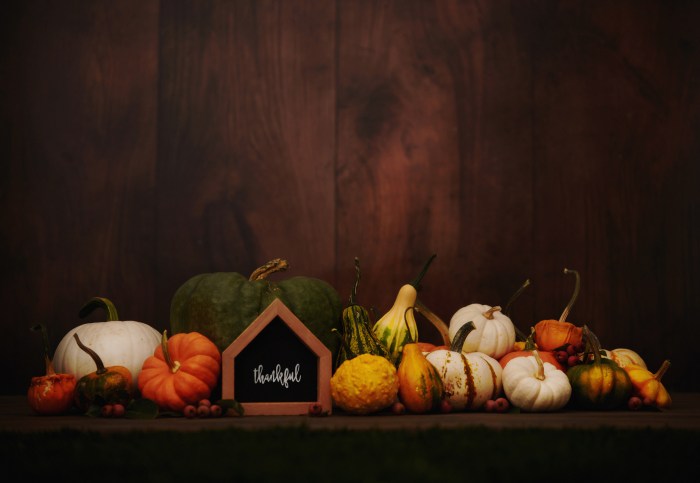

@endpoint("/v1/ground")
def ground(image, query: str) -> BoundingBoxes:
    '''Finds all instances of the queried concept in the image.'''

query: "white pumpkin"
[449,304,515,359]
[600,348,647,369]
[502,351,571,412]
[426,322,502,411]
[53,298,160,391]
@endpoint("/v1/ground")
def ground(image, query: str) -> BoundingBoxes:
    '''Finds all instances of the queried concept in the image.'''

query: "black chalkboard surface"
[233,316,317,402]
[221,298,333,415]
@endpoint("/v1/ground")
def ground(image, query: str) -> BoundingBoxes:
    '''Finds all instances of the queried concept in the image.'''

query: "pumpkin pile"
[27,260,673,419]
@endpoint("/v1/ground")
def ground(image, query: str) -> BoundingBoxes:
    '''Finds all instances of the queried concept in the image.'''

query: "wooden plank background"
[2,0,698,394]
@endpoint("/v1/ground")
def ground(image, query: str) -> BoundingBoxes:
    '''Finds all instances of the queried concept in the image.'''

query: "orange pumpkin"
[27,324,76,415]
[499,327,564,372]
[138,331,221,412]
[534,268,583,351]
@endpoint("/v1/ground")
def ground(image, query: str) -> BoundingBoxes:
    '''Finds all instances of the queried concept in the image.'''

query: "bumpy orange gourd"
[534,268,583,351]
[398,343,444,413]
[623,360,672,409]
[27,325,76,415]
[138,331,221,412]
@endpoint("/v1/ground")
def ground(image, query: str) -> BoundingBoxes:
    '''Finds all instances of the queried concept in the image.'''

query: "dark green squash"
[334,258,388,367]
[566,325,632,410]
[170,258,343,360]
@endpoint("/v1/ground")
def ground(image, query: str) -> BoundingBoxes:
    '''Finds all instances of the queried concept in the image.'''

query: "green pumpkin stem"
[582,325,602,366]
[349,257,361,306]
[450,321,476,353]
[655,360,671,381]
[414,300,451,346]
[533,350,545,380]
[410,254,437,291]
[78,297,119,321]
[558,269,580,323]
[73,333,107,375]
[504,278,531,341]
[161,330,181,374]
[249,258,289,281]
[524,327,537,351]
[31,324,56,376]
[403,306,417,344]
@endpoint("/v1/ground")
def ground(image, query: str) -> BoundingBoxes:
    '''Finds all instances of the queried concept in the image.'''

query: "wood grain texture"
[1,1,159,393]
[1,0,698,394]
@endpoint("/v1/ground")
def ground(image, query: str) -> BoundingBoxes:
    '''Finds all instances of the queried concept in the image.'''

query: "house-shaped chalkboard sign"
[222,298,332,415]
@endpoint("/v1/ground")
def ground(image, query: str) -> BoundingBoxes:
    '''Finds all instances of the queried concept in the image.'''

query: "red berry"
[210,405,223,418]
[439,399,453,414]
[197,405,211,418]
[183,405,197,418]
[643,397,654,407]
[100,404,114,418]
[566,344,577,356]
[567,355,579,367]
[495,398,510,413]
[198,399,212,408]
[308,402,323,416]
[391,401,406,415]
[484,399,496,413]
[555,351,568,363]
[628,396,642,410]
[112,404,125,418]
[574,343,585,353]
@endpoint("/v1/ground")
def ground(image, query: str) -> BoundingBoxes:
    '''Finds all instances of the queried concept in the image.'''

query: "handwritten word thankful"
[253,364,302,388]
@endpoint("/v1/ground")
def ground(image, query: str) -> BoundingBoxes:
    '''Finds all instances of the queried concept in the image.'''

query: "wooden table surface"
[3,393,699,433]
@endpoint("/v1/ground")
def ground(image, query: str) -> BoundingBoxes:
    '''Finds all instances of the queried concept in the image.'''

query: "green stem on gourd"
[349,257,361,306]
[582,325,602,366]
[533,350,545,380]
[558,268,580,323]
[503,279,531,341]
[524,327,537,351]
[410,254,437,291]
[31,324,56,376]
[249,258,289,281]
[414,300,451,346]
[78,297,119,321]
[655,360,671,381]
[73,333,107,375]
[450,321,476,353]
[403,306,417,344]
[161,330,181,374]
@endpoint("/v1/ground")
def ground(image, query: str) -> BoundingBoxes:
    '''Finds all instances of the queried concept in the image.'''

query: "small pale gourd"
[448,304,515,359]
[426,322,502,411]
[600,348,647,369]
[53,297,160,391]
[502,351,571,412]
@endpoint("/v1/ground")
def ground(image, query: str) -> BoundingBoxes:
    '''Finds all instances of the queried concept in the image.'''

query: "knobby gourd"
[27,324,76,415]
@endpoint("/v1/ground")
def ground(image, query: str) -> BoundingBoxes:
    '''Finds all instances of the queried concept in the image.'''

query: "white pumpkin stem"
[249,258,289,281]
[654,360,671,381]
[414,300,451,346]
[558,268,580,323]
[161,330,181,374]
[482,306,502,320]
[73,333,107,375]
[533,350,545,380]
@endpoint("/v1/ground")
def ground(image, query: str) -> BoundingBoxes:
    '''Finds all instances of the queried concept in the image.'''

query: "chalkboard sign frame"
[221,298,332,415]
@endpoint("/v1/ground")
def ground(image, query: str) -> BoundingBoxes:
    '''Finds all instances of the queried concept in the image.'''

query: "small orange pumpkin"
[534,268,583,351]
[499,327,564,372]
[27,324,76,415]
[138,331,221,412]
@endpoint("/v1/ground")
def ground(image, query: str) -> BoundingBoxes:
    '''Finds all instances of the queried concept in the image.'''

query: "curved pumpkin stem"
[533,350,545,381]
[482,306,502,320]
[558,268,580,323]
[78,297,119,321]
[31,324,56,376]
[73,333,107,375]
[503,279,531,342]
[450,321,476,353]
[349,257,361,306]
[413,301,451,346]
[654,360,671,381]
[403,306,417,345]
[249,258,289,281]
[524,327,537,351]
[410,254,437,291]
[161,330,181,374]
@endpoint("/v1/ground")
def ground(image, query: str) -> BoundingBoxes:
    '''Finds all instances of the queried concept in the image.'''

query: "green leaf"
[125,398,159,419]
[215,399,244,417]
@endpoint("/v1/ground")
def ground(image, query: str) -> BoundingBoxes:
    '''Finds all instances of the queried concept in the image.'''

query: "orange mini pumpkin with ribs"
[534,268,583,351]
[138,331,221,412]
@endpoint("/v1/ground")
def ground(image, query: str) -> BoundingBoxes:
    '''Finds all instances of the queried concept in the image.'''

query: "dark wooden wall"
[3,0,699,394]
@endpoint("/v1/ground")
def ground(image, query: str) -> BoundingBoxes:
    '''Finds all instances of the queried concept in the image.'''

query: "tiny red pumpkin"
[27,324,76,415]
[138,331,221,412]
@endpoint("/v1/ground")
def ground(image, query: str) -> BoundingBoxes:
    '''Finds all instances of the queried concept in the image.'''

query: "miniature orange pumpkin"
[534,268,583,351]
[138,331,221,412]
[27,324,76,415]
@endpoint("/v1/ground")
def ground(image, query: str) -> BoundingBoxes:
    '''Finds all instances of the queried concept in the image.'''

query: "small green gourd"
[334,258,388,367]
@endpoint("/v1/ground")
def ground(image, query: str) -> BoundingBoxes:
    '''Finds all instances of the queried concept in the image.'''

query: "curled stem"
[558,268,580,323]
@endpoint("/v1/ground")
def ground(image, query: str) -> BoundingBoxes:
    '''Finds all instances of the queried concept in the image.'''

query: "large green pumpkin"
[170,259,343,360]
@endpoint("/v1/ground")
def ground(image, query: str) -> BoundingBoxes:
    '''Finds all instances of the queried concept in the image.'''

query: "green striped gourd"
[373,255,436,364]
[334,258,388,367]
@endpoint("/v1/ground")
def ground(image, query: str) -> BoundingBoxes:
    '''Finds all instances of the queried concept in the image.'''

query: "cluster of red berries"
[100,403,126,418]
[555,343,585,368]
[183,399,224,418]
[389,398,453,415]
[484,397,510,413]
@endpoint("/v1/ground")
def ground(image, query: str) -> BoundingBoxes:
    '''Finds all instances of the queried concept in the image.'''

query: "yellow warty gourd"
[330,354,399,414]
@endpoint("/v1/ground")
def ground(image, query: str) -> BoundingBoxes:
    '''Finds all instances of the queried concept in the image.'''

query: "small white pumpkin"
[502,351,571,412]
[53,297,160,391]
[426,322,502,411]
[449,304,515,359]
[600,348,647,369]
